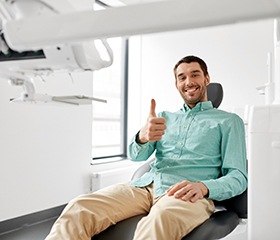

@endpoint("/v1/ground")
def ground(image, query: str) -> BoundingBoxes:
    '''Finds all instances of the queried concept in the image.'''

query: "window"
[91,36,128,160]
[91,1,128,161]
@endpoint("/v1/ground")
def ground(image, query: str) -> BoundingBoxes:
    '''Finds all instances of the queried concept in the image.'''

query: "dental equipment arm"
[2,0,280,51]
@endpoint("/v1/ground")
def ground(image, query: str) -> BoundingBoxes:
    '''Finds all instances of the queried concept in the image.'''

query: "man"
[46,55,247,240]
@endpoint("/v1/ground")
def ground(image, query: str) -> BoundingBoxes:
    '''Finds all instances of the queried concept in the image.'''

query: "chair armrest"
[214,189,247,218]
[131,158,153,180]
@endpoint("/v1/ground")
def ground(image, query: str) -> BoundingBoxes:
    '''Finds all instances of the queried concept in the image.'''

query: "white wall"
[0,0,97,222]
[0,72,93,221]
[128,19,274,133]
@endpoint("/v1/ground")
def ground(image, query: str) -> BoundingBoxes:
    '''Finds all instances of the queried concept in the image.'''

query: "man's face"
[175,62,210,108]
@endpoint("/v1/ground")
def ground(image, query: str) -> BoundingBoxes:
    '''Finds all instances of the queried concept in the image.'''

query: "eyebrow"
[177,69,202,78]
[191,70,201,73]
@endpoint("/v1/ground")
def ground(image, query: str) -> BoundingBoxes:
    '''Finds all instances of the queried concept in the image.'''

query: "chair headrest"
[207,83,223,108]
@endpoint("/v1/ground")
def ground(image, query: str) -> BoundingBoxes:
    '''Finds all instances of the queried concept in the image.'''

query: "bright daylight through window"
[91,37,127,160]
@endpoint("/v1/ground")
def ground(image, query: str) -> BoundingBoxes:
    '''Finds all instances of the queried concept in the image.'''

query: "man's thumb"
[149,99,156,117]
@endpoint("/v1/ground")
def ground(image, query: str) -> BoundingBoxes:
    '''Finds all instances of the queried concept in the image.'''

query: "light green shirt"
[128,101,247,201]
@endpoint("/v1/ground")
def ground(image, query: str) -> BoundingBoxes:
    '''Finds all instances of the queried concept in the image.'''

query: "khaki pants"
[45,183,215,240]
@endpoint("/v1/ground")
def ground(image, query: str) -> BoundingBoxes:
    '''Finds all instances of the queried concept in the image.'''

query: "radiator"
[91,165,140,192]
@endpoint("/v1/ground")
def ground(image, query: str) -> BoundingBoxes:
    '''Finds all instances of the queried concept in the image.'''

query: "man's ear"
[205,75,210,86]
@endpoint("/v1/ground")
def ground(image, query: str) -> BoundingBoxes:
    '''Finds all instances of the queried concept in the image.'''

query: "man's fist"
[137,99,166,144]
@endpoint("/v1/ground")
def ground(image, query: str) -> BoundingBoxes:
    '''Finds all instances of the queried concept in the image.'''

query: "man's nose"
[185,78,195,86]
[182,76,191,85]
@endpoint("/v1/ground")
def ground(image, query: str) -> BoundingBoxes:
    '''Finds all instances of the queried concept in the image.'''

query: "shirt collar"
[182,101,213,113]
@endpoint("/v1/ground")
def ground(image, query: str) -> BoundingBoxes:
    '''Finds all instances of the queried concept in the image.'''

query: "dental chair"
[93,83,247,240]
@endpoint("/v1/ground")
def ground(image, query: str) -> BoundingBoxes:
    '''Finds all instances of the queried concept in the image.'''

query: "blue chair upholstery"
[93,83,247,240]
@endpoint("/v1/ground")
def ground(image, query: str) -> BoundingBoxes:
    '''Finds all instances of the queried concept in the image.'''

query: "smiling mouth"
[185,86,199,93]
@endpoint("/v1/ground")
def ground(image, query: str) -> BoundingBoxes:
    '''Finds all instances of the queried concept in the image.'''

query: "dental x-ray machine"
[0,0,280,239]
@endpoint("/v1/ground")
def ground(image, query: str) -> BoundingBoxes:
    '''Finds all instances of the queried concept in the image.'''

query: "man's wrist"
[136,131,148,144]
[199,182,209,198]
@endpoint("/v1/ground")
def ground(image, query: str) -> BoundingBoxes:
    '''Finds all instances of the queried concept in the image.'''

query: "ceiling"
[99,0,168,7]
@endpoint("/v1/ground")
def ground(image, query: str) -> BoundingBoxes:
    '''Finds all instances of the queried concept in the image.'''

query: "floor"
[220,219,248,240]
[0,218,56,240]
[0,218,248,240]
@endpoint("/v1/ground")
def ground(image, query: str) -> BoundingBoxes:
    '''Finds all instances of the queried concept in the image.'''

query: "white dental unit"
[248,18,280,239]
[1,0,280,239]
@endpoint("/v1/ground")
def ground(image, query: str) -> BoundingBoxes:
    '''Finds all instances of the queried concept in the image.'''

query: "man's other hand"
[167,180,209,203]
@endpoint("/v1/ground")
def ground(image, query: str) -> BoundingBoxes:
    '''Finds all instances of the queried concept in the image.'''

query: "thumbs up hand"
[137,99,166,144]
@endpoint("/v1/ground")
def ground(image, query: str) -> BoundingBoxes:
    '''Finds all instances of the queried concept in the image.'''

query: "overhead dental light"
[0,0,112,105]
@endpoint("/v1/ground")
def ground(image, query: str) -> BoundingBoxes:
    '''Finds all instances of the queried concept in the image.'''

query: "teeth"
[188,88,196,93]
[185,87,198,92]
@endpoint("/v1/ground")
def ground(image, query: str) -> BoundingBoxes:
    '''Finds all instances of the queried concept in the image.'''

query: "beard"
[180,85,207,107]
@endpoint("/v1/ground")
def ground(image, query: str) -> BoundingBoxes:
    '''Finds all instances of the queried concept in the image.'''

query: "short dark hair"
[173,55,209,78]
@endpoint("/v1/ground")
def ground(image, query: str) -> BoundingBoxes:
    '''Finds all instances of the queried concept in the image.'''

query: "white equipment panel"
[248,105,280,240]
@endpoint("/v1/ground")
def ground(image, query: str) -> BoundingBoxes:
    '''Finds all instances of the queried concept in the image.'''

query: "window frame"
[91,38,129,163]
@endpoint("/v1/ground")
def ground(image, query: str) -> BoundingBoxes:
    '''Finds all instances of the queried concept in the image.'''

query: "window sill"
[90,157,144,173]
[91,156,128,165]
